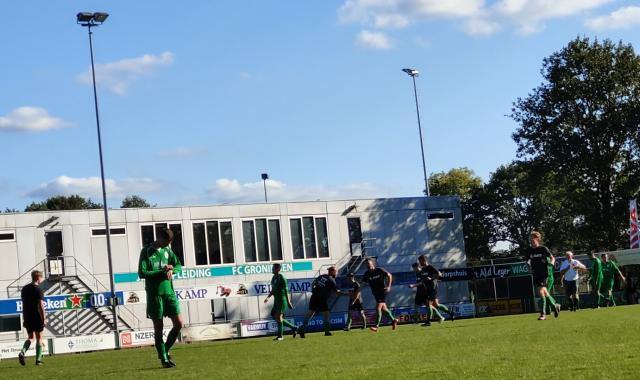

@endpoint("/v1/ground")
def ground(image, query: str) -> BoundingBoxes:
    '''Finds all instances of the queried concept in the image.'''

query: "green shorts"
[271,296,289,315]
[147,293,181,320]
[590,277,603,291]
[601,278,614,293]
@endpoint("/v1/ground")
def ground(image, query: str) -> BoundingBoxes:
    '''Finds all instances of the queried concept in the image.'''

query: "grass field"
[2,306,639,379]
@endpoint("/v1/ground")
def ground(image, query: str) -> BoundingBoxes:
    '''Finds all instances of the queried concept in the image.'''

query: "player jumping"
[264,263,298,341]
[525,231,560,320]
[299,266,342,337]
[362,259,398,332]
[18,270,46,366]
[344,272,367,331]
[138,228,183,368]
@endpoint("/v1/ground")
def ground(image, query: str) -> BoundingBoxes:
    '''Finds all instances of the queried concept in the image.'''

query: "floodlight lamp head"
[76,12,109,26]
[402,68,419,77]
[93,12,109,23]
[261,173,269,180]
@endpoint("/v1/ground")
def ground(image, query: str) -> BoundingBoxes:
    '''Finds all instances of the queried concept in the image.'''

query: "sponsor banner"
[52,333,116,354]
[119,329,171,348]
[476,299,523,317]
[0,339,50,359]
[123,279,314,305]
[0,291,125,316]
[182,323,236,342]
[240,314,347,337]
[440,268,474,282]
[387,304,475,324]
[114,261,314,283]
[631,200,639,249]
[473,263,530,280]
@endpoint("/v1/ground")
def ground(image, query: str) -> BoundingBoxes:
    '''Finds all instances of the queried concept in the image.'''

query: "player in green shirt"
[601,254,625,307]
[264,263,298,341]
[138,228,183,368]
[587,251,604,308]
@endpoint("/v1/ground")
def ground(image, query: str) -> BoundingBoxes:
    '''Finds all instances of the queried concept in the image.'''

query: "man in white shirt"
[559,251,587,311]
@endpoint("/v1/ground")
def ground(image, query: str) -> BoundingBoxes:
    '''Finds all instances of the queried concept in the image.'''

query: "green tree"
[120,195,153,208]
[511,37,640,251]
[24,195,102,212]
[429,167,482,202]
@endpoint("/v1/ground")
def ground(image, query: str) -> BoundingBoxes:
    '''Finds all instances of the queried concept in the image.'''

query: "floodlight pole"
[80,16,119,339]
[403,69,430,197]
[261,173,269,203]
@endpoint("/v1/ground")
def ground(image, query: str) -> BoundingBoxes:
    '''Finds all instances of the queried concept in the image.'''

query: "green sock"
[428,306,433,321]
[154,335,167,361]
[541,297,547,315]
[384,309,395,322]
[346,314,352,329]
[277,321,284,337]
[21,339,31,354]
[35,342,42,362]
[546,294,557,307]
[165,327,180,353]
[283,319,297,330]
[437,304,449,314]
[360,311,367,328]
[432,306,444,320]
[376,310,382,327]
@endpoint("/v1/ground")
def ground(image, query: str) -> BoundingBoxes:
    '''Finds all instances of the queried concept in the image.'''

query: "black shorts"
[415,288,428,306]
[372,291,387,304]
[533,275,549,288]
[309,295,329,312]
[349,299,363,311]
[23,316,44,334]
[563,280,578,296]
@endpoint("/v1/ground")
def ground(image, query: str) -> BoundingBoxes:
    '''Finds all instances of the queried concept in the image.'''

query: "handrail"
[6,258,47,298]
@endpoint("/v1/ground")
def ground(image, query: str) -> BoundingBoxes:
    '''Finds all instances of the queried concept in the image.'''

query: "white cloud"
[357,30,393,49]
[158,146,206,158]
[585,6,640,31]
[26,176,164,199]
[207,178,391,204]
[0,107,72,132]
[339,0,615,36]
[77,51,173,95]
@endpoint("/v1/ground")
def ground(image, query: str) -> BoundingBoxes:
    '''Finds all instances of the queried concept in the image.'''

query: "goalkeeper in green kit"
[264,263,298,341]
[138,228,183,368]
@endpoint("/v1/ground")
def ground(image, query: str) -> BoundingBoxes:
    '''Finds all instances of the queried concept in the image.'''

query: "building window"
[242,219,283,263]
[193,221,235,266]
[428,211,454,220]
[290,217,329,260]
[0,231,15,242]
[140,223,184,266]
[91,226,126,236]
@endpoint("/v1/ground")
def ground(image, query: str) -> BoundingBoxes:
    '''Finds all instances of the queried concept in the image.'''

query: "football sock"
[277,321,284,337]
[541,296,547,315]
[431,306,444,320]
[323,315,331,333]
[376,310,382,327]
[437,304,450,314]
[360,311,367,328]
[165,327,180,353]
[155,334,167,361]
[21,339,31,354]
[283,319,297,330]
[384,309,395,322]
[428,306,433,320]
[35,342,42,361]
[546,294,557,307]
[346,315,352,329]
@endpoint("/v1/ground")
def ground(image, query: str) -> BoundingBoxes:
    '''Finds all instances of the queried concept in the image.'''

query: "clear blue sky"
[1,1,639,209]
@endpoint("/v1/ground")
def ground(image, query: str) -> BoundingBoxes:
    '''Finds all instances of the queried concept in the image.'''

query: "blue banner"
[0,291,125,316]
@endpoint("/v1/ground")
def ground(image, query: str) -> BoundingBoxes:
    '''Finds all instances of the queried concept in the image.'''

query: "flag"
[631,200,639,249]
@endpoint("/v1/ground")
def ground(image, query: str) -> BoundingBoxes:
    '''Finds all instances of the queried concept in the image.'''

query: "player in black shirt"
[525,231,560,320]
[344,272,367,331]
[362,259,398,332]
[408,255,454,326]
[299,266,343,337]
[18,270,46,366]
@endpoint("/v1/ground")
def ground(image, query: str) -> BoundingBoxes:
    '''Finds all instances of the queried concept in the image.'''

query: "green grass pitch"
[2,306,639,379]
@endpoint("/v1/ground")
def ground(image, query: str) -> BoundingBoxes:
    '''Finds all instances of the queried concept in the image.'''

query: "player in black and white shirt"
[362,259,398,332]
[299,266,342,337]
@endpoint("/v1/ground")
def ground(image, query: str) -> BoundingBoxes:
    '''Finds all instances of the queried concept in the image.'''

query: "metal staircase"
[6,256,141,336]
